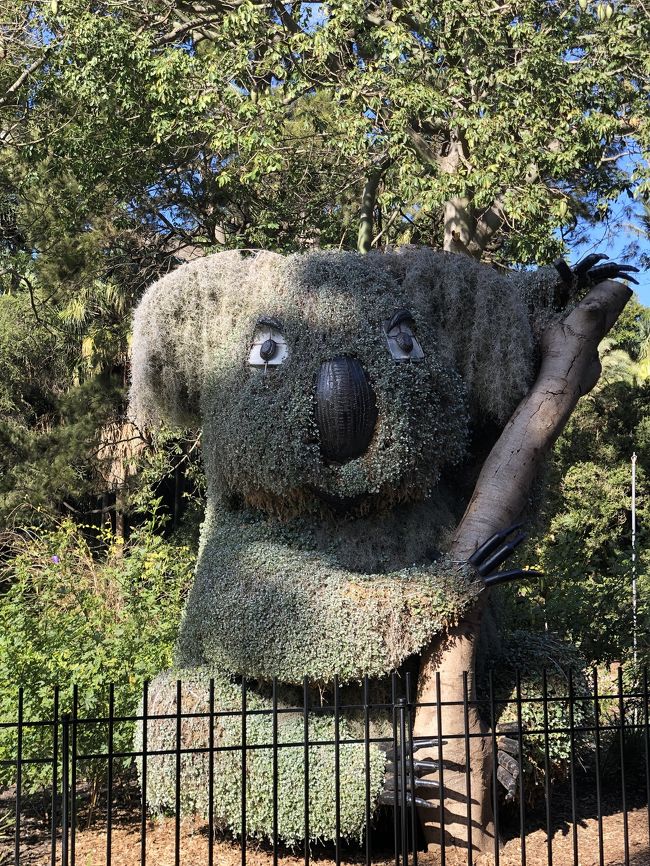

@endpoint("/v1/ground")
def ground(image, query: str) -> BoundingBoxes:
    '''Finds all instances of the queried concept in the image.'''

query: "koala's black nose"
[314,356,378,463]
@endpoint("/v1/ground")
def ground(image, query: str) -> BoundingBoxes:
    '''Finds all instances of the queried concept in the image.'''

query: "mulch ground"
[2,802,649,866]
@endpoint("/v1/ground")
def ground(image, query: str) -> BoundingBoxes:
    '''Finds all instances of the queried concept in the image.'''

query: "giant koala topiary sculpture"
[129,247,634,849]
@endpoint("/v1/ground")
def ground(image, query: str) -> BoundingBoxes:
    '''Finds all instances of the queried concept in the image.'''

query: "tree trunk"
[358,168,383,254]
[414,279,632,862]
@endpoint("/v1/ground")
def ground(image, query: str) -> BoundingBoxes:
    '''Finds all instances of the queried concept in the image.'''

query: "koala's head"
[130,249,535,516]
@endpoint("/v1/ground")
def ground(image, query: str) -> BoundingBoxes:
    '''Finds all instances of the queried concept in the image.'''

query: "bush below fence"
[0,666,649,866]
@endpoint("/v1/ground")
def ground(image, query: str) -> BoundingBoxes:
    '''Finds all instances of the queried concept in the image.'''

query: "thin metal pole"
[241,677,247,866]
[462,672,473,866]
[632,452,638,671]
[405,672,417,866]
[618,667,630,866]
[107,684,114,866]
[61,714,70,866]
[208,679,215,866]
[51,685,59,866]
[141,681,148,866]
[488,671,500,866]
[175,680,181,866]
[15,687,23,866]
[593,669,604,866]
[364,676,372,866]
[303,677,310,866]
[397,698,409,866]
[643,665,650,845]
[272,678,278,866]
[568,672,578,866]
[542,670,553,866]
[435,672,446,866]
[392,673,399,866]
[515,671,526,866]
[334,675,341,866]
[71,686,78,866]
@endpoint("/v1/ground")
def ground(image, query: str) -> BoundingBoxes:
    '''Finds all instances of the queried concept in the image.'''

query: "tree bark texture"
[413,279,632,862]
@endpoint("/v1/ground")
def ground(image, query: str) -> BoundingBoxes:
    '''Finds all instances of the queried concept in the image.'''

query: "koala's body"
[129,247,561,843]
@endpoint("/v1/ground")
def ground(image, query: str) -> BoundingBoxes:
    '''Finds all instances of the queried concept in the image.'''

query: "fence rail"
[1,666,649,866]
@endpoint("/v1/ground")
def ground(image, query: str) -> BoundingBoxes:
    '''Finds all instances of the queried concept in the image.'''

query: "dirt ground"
[3,803,649,866]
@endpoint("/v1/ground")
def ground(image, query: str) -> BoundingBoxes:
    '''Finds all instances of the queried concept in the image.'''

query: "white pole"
[632,452,638,671]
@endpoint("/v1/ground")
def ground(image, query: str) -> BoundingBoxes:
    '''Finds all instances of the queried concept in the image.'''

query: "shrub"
[0,516,194,801]
[482,631,592,800]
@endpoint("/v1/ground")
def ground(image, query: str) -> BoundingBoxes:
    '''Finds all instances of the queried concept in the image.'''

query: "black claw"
[482,569,541,588]
[386,737,442,759]
[477,532,527,576]
[385,776,441,791]
[378,791,435,808]
[557,253,642,291]
[586,262,640,285]
[412,759,440,773]
[468,522,523,567]
[574,252,609,277]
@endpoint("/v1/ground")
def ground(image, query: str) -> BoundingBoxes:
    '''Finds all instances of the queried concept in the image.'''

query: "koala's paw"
[555,253,640,289]
[379,738,442,808]
[468,523,541,588]
[496,724,521,802]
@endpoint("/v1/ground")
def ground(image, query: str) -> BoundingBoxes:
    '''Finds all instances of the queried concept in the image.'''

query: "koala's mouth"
[308,486,366,513]
[314,355,378,464]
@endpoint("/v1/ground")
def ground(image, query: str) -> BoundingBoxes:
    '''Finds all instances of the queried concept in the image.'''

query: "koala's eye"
[384,309,425,361]
[248,317,289,368]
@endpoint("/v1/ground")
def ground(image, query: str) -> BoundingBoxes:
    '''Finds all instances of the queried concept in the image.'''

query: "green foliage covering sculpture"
[129,246,633,853]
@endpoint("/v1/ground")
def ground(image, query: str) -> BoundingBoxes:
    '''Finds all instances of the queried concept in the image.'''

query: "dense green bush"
[137,669,387,846]
[0,516,194,799]
[481,631,592,799]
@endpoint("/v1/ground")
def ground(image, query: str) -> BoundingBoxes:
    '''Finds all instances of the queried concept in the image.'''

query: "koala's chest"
[327,500,456,572]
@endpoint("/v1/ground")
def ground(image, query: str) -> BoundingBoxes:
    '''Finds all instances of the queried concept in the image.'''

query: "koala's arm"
[129,266,206,430]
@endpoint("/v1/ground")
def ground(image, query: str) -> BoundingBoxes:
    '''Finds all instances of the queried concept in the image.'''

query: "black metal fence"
[1,667,650,866]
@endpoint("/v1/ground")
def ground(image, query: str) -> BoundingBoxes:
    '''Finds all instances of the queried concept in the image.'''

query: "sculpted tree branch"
[414,278,633,857]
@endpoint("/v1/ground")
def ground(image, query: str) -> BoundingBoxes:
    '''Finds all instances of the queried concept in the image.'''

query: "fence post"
[61,713,70,866]
[396,697,409,866]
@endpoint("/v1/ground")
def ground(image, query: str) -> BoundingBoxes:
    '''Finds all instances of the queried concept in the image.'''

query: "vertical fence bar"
[241,677,247,866]
[643,665,650,846]
[208,678,215,866]
[107,684,114,866]
[488,671,499,866]
[405,672,417,866]
[435,672,446,866]
[593,669,604,866]
[568,671,578,866]
[515,671,526,866]
[462,672,473,866]
[618,666,630,866]
[364,676,372,866]
[14,686,23,866]
[397,698,409,866]
[334,675,341,866]
[71,686,78,866]
[61,715,70,866]
[51,685,59,866]
[542,669,552,866]
[303,677,310,866]
[141,680,148,866]
[272,678,278,866]
[175,680,181,866]
[392,673,399,866]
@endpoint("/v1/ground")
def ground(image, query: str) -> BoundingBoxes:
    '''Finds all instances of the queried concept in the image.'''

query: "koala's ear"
[369,247,535,423]
[129,260,210,431]
[129,249,285,431]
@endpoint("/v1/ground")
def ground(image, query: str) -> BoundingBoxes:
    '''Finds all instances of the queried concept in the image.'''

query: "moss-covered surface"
[137,669,388,846]
[175,501,482,683]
